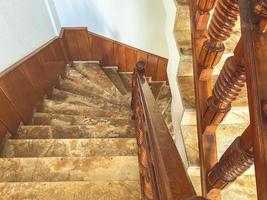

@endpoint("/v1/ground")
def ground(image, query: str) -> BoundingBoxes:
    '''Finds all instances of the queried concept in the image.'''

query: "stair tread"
[0,181,141,200]
[2,138,137,158]
[156,84,172,114]
[103,67,128,95]
[51,88,129,110]
[58,78,127,106]
[150,82,164,99]
[39,99,131,118]
[119,73,132,92]
[32,112,134,126]
[16,125,135,139]
[66,67,115,99]
[0,156,139,182]
[73,62,123,99]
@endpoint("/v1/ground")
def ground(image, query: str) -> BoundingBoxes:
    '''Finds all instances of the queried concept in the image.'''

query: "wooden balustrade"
[263,101,267,116]
[131,61,207,200]
[196,0,217,30]
[198,0,240,80]
[203,39,245,131]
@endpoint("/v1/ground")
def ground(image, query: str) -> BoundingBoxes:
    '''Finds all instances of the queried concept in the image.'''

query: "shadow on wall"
[58,0,120,40]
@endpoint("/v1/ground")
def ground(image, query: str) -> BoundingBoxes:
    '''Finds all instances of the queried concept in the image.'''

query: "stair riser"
[17,126,135,139]
[2,139,138,157]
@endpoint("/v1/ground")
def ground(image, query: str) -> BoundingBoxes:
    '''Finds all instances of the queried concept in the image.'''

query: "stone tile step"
[177,75,248,109]
[51,88,129,111]
[103,67,128,95]
[181,124,249,166]
[119,73,132,92]
[16,125,135,139]
[0,156,139,182]
[156,84,172,114]
[181,108,249,126]
[72,62,122,99]
[32,113,134,127]
[1,138,137,158]
[187,167,256,200]
[66,67,115,99]
[39,99,131,119]
[58,78,126,106]
[149,81,164,99]
[0,181,141,200]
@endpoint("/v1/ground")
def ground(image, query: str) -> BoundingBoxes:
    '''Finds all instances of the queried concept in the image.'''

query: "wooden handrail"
[131,61,207,200]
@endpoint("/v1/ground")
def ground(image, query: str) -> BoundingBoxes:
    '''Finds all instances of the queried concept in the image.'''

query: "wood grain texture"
[0,36,67,138]
[0,121,7,144]
[61,28,168,81]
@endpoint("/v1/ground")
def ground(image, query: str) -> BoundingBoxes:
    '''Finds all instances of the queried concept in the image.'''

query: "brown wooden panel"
[102,39,115,66]
[116,44,127,71]
[20,56,50,96]
[76,30,92,60]
[156,58,168,81]
[0,121,7,144]
[52,39,67,76]
[147,55,159,80]
[0,89,21,134]
[137,52,148,66]
[125,47,137,72]
[91,34,104,61]
[64,30,80,60]
[0,68,39,124]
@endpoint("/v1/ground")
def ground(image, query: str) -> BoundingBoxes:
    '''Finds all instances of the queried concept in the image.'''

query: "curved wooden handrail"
[131,61,207,200]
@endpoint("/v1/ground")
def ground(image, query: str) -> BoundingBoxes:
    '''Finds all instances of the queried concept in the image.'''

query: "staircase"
[0,61,172,199]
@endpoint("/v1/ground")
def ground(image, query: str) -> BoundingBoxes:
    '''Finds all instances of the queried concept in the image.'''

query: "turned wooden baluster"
[198,0,240,80]
[196,0,217,30]
[207,133,254,191]
[203,39,246,130]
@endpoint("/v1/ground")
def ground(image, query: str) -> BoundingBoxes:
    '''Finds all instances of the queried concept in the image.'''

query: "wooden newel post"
[198,0,240,80]
[207,136,254,190]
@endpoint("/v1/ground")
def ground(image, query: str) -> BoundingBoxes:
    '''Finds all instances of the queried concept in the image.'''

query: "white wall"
[0,0,56,72]
[52,0,168,58]
[161,0,188,167]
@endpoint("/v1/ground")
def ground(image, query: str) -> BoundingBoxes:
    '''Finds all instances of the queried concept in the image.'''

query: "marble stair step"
[51,88,129,111]
[32,113,134,127]
[156,84,172,114]
[0,181,141,200]
[39,99,131,119]
[119,73,132,92]
[149,82,164,99]
[65,67,116,99]
[103,67,128,95]
[178,75,248,109]
[16,125,135,139]
[187,167,256,200]
[72,62,123,99]
[58,78,126,106]
[1,138,137,157]
[181,124,249,166]
[0,156,139,182]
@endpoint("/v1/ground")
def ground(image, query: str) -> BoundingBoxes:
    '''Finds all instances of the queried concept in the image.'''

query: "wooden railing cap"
[135,60,146,76]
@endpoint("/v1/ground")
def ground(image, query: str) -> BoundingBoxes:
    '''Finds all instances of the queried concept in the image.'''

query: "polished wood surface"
[0,36,67,143]
[240,0,267,198]
[132,61,198,200]
[61,27,168,81]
